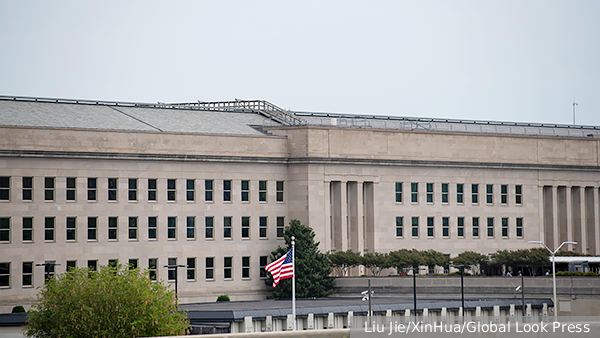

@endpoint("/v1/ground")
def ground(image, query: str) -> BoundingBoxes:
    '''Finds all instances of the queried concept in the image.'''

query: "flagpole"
[292,236,296,331]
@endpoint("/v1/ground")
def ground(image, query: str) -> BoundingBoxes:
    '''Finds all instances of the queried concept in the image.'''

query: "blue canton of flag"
[264,248,294,288]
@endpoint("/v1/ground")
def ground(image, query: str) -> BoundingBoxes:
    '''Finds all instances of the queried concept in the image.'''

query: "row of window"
[395,183,523,205]
[395,216,524,238]
[0,177,285,203]
[0,216,286,243]
[0,256,272,288]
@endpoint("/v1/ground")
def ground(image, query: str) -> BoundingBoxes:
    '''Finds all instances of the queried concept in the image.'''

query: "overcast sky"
[1,1,599,126]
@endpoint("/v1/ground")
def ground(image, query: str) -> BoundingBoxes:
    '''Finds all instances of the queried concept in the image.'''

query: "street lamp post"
[164,264,188,300]
[527,240,577,322]
[403,267,425,321]
[36,262,61,283]
[451,264,472,321]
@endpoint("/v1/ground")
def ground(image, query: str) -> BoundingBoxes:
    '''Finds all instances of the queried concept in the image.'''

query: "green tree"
[266,219,334,299]
[421,249,451,271]
[361,252,391,276]
[452,251,489,267]
[388,249,424,274]
[329,250,361,276]
[25,264,188,338]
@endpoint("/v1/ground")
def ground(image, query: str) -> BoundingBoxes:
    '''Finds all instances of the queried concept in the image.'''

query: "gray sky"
[1,1,599,126]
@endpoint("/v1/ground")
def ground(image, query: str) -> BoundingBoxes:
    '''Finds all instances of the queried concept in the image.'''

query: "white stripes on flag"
[264,248,294,288]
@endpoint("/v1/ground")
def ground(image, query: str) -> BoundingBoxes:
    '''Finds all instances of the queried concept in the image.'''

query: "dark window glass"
[87,217,97,240]
[22,217,33,242]
[223,180,232,202]
[44,217,55,241]
[108,217,118,240]
[0,177,10,200]
[148,217,157,239]
[66,217,76,241]
[66,177,76,201]
[129,217,138,240]
[148,179,157,201]
[22,177,32,201]
[205,216,214,239]
[168,217,176,239]
[277,217,285,238]
[87,178,97,201]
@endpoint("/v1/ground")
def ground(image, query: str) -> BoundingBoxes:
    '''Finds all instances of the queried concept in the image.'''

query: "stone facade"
[0,98,599,312]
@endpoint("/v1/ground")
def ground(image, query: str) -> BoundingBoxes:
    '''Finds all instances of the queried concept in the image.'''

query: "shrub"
[11,305,25,313]
[216,294,231,302]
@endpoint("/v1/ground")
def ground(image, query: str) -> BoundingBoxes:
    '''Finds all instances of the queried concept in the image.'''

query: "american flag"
[265,248,294,288]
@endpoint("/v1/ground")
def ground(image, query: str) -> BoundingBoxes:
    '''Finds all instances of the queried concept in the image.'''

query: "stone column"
[324,181,331,252]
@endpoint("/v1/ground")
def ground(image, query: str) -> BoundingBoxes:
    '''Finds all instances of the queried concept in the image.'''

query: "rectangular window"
[167,258,177,281]
[223,180,232,202]
[224,257,232,279]
[427,217,434,237]
[87,217,97,240]
[186,179,195,201]
[22,177,32,201]
[66,217,76,241]
[167,179,176,201]
[411,217,419,237]
[0,262,9,287]
[148,217,157,240]
[87,178,97,201]
[66,177,76,201]
[128,259,138,270]
[87,260,98,272]
[516,185,522,205]
[396,216,403,237]
[108,259,118,268]
[204,179,213,202]
[276,181,284,202]
[516,218,523,238]
[22,262,33,287]
[260,256,268,278]
[426,183,434,203]
[0,176,9,201]
[502,217,509,237]
[0,218,9,242]
[149,258,157,280]
[44,217,55,241]
[45,177,55,201]
[186,216,195,239]
[224,216,232,239]
[66,260,77,272]
[148,179,157,201]
[277,217,285,238]
[205,216,214,239]
[471,184,478,204]
[501,184,508,204]
[442,183,449,204]
[187,258,196,280]
[129,217,138,240]
[242,256,250,278]
[108,178,117,201]
[205,257,214,279]
[242,216,250,239]
[259,180,267,202]
[456,183,464,204]
[457,217,465,237]
[22,217,33,242]
[472,217,479,237]
[442,217,449,237]
[411,183,418,203]
[241,180,249,202]
[44,261,56,280]
[259,216,267,238]
[128,178,137,201]
[395,182,403,203]
[487,217,494,237]
[486,184,493,204]
[167,217,176,239]
[108,217,118,240]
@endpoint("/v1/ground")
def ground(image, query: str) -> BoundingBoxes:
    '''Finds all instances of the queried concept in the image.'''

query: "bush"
[216,294,230,302]
[11,305,25,313]
[555,271,600,277]
[25,264,188,338]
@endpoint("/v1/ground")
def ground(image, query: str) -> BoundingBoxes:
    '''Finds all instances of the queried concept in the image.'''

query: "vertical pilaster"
[579,187,586,254]
[566,186,573,251]
[356,182,364,254]
[341,181,348,252]
[324,181,331,252]
[595,188,600,255]
[539,185,545,243]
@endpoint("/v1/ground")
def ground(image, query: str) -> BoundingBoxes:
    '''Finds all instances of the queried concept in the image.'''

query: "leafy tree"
[388,249,424,274]
[25,264,188,338]
[266,219,334,299]
[329,250,361,276]
[421,249,450,271]
[361,252,391,276]
[452,251,489,273]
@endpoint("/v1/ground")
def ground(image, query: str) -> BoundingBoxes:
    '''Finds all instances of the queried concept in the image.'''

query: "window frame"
[187,257,196,281]
[44,217,55,242]
[241,216,250,239]
[128,178,138,201]
[66,177,76,201]
[87,217,97,241]
[22,217,33,242]
[66,216,77,241]
[0,176,10,201]
[0,217,9,243]
[149,258,158,280]
[456,183,464,204]
[259,216,267,238]
[22,261,33,287]
[276,181,284,202]
[241,180,249,202]
[148,178,157,202]
[426,183,434,204]
[516,217,523,238]
[223,216,232,239]
[442,217,449,238]
[167,216,176,240]
[395,182,403,203]
[411,216,419,237]
[223,180,232,202]
[87,178,97,202]
[441,183,449,204]
[108,178,118,201]
[457,217,465,238]
[205,216,214,239]
[45,177,55,201]
[411,183,418,203]
[487,217,494,238]
[276,217,285,238]
[501,217,509,238]
[204,179,213,202]
[258,180,267,202]
[501,184,508,205]
[205,257,214,280]
[108,216,118,241]
[395,216,403,238]
[515,185,523,205]
[22,177,33,201]
[427,217,434,237]
[224,257,233,279]
[186,179,195,202]
[148,216,157,240]
[0,262,9,287]
[471,184,478,204]
[167,179,176,202]
[486,184,493,204]
[186,216,195,240]
[472,217,480,238]
[242,256,250,279]
[128,216,138,240]
[260,256,268,278]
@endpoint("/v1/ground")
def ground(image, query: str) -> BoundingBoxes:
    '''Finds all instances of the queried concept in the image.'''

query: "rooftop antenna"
[572,98,578,125]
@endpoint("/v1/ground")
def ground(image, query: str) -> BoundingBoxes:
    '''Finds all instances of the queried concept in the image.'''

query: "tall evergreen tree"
[266,219,334,299]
